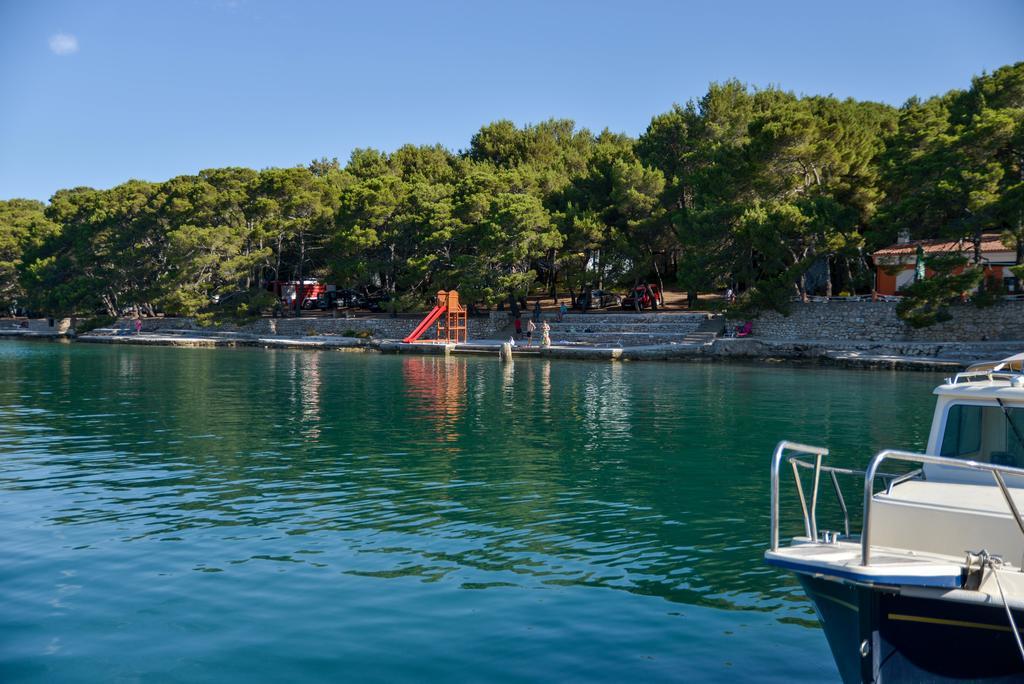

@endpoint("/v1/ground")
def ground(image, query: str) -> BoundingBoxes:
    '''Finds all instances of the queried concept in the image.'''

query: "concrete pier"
[63,325,1024,371]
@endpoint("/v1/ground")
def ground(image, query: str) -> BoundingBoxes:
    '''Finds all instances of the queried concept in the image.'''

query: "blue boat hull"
[798,574,1024,682]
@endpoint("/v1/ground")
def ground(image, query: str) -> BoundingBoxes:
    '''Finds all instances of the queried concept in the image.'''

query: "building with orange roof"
[872,232,1019,295]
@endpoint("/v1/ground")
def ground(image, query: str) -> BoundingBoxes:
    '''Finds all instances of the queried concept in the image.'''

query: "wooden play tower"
[402,290,467,344]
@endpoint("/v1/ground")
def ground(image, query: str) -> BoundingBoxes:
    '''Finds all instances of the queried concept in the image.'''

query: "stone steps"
[440,313,710,342]
[512,313,717,347]
[553,313,709,325]
[682,332,718,346]
[556,322,703,334]
[93,327,247,339]
[548,331,700,346]
[90,314,724,349]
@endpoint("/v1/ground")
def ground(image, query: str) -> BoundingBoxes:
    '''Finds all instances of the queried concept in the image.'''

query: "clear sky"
[1,0,1022,202]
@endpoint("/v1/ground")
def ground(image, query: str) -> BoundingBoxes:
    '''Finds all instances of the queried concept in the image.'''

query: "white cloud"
[48,33,79,56]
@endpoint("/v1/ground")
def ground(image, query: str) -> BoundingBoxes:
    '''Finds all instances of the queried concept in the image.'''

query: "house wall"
[875,263,1017,296]
[876,268,899,295]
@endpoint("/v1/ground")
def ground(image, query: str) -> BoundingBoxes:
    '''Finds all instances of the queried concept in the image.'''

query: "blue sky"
[1,0,1022,202]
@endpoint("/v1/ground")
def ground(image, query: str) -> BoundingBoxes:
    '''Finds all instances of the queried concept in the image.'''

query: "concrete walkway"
[0,329,70,339]
[78,328,374,350]
[66,327,1021,371]
[820,350,966,372]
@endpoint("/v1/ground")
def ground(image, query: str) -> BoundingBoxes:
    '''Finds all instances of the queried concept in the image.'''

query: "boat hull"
[798,574,1024,682]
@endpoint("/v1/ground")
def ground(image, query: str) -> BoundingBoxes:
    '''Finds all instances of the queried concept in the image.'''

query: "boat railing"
[948,370,1024,385]
[862,450,1024,565]
[770,440,906,552]
[950,354,1024,384]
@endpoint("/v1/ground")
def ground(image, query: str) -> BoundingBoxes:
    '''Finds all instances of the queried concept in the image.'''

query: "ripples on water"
[0,342,940,681]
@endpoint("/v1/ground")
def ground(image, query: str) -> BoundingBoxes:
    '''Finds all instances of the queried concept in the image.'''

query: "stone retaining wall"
[73,299,1024,345]
[135,315,505,340]
[0,317,74,334]
[709,338,1022,360]
[751,301,1024,342]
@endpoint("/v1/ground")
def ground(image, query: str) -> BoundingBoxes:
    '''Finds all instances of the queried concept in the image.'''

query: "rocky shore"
[61,325,1021,372]
[4,307,1021,372]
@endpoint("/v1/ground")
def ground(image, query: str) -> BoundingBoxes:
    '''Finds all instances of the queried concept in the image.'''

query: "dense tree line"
[1,63,1021,321]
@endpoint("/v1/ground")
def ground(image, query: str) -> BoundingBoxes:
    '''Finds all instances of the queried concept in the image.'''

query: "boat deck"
[765,538,965,588]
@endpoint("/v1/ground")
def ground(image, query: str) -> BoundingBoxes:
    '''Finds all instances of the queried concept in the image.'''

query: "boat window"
[940,403,1024,466]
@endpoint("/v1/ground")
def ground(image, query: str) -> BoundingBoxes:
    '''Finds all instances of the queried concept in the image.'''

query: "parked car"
[574,289,620,310]
[318,289,380,311]
[622,284,663,311]
[315,290,349,310]
[364,292,389,313]
[317,291,340,310]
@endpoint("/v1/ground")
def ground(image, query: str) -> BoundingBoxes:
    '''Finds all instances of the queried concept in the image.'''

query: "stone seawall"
[4,299,1019,348]
[134,315,506,340]
[0,317,75,337]
[751,300,1024,342]
[708,338,1021,360]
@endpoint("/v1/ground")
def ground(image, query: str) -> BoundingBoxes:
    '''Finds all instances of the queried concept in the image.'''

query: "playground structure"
[403,290,468,344]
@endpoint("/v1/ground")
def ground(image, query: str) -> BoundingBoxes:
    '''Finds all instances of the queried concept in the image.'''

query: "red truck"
[267,280,327,310]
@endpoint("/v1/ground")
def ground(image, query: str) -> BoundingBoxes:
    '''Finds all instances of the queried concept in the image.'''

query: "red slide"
[403,305,445,343]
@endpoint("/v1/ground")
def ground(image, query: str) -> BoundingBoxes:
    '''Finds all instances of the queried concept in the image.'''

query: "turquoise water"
[0,341,941,682]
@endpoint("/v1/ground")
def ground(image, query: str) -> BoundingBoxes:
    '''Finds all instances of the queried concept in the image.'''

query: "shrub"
[342,329,373,338]
[75,315,116,333]
[896,254,983,328]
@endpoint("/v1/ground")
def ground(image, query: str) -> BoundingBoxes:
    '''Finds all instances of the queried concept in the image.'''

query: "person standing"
[514,316,522,338]
[541,320,551,347]
[532,301,541,323]
[557,301,567,322]
[526,319,536,347]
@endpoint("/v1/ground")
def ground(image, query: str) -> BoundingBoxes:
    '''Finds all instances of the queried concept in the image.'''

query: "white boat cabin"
[926,354,1024,483]
[870,354,1024,562]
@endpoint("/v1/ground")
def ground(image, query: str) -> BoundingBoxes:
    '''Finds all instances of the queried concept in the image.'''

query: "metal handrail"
[772,441,910,551]
[830,470,850,536]
[950,371,1024,385]
[862,450,1024,566]
[885,468,923,495]
[785,456,904,542]
[789,458,883,479]
[771,440,829,551]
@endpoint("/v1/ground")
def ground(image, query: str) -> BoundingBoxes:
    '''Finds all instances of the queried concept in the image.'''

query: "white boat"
[766,353,1024,682]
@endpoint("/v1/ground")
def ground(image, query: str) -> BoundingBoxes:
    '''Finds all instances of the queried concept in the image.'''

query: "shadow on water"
[0,341,941,681]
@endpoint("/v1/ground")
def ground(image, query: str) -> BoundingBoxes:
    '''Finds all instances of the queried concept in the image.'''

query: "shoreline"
[5,324,1019,372]
[3,302,1022,374]
[29,327,1016,372]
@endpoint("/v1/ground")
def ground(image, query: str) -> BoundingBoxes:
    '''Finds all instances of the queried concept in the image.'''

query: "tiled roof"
[873,233,1009,257]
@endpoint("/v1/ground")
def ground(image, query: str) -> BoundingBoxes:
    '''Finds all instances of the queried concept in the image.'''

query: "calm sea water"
[0,341,942,682]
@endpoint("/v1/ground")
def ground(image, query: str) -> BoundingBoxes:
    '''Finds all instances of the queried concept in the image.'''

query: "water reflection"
[0,347,939,611]
[401,356,466,448]
[298,351,323,441]
[0,343,943,680]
